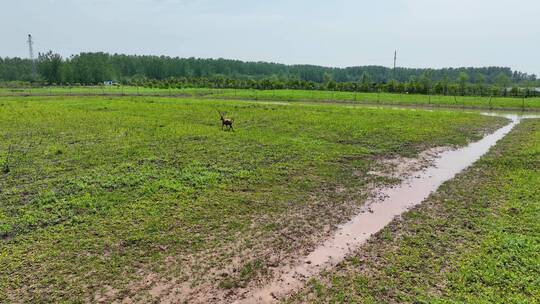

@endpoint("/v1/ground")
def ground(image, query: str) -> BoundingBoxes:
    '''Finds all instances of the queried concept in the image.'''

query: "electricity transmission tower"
[27,34,35,60]
[27,34,37,79]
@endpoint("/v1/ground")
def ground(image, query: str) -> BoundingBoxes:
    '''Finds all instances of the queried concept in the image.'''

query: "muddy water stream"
[237,113,540,303]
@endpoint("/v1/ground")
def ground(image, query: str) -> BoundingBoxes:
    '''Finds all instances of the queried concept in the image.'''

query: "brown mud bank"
[236,114,534,303]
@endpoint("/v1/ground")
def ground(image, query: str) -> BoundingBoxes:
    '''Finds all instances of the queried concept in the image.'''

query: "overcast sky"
[2,0,539,75]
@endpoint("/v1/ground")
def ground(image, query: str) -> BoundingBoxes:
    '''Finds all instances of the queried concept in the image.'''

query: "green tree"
[419,71,433,94]
[359,72,371,91]
[457,72,469,95]
[37,51,63,84]
[475,73,486,96]
[495,72,511,96]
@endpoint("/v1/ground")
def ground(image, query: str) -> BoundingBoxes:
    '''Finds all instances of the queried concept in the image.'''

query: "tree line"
[0,52,538,97]
[130,75,537,97]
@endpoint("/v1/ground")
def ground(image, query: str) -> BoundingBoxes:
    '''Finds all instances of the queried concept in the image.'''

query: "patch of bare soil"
[93,147,449,304]
[367,146,449,181]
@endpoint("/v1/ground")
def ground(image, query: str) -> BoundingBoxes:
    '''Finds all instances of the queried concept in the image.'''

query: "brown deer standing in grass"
[218,111,234,131]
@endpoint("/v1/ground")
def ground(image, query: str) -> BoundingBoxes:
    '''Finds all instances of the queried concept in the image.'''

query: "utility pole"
[393,50,397,80]
[27,34,37,79]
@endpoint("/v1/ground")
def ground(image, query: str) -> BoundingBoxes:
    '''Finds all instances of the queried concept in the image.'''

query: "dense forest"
[1,52,538,96]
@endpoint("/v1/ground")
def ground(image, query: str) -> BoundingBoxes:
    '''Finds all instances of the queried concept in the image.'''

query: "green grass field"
[289,119,540,304]
[0,96,506,302]
[1,86,540,110]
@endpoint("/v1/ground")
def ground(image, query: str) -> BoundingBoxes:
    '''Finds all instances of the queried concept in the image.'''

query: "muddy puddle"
[236,113,540,303]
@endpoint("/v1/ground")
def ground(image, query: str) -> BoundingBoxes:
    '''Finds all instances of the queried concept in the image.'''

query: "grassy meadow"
[0,95,506,302]
[289,119,540,304]
[1,86,540,110]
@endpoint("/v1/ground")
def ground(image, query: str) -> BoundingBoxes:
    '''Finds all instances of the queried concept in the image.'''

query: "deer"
[218,111,234,131]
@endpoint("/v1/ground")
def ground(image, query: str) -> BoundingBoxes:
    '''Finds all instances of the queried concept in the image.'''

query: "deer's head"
[218,111,226,121]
